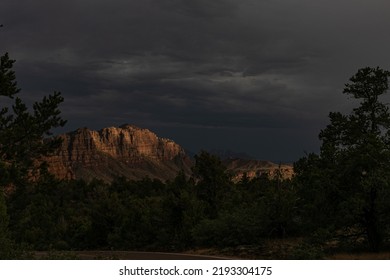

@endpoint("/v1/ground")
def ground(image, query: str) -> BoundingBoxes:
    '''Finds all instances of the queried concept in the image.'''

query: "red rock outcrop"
[223,158,294,182]
[44,124,192,181]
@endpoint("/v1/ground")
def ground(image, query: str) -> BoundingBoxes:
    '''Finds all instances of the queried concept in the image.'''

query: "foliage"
[295,67,390,252]
[0,190,14,258]
[192,151,232,218]
[2,151,301,256]
[0,50,66,258]
[0,53,66,187]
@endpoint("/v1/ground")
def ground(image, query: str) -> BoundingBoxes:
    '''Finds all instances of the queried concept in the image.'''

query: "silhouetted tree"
[296,67,390,251]
[0,50,66,256]
[1,53,66,187]
[192,151,231,218]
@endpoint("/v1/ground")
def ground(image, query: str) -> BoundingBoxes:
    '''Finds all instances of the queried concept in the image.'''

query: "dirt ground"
[328,252,390,260]
[32,250,233,260]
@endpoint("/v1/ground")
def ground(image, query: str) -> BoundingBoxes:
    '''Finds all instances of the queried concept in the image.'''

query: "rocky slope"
[223,158,294,182]
[44,124,192,181]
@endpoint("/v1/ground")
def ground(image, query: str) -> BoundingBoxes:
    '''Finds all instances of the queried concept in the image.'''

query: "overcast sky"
[2,0,390,162]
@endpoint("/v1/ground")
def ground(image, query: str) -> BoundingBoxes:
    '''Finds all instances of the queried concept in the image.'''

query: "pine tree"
[295,67,390,251]
[0,52,66,187]
[0,50,66,257]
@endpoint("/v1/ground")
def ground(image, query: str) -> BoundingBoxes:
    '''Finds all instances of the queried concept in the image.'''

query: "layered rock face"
[223,158,294,182]
[44,124,191,181]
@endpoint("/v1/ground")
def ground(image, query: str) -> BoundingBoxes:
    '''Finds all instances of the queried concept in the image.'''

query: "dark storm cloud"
[2,0,390,161]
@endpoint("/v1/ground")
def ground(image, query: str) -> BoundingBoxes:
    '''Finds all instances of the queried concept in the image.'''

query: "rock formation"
[44,124,192,182]
[223,158,294,182]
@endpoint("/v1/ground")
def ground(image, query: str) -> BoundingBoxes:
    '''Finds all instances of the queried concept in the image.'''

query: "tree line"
[4,159,297,252]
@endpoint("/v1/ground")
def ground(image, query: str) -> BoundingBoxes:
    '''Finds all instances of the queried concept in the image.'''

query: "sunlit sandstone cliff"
[223,158,294,182]
[44,124,192,181]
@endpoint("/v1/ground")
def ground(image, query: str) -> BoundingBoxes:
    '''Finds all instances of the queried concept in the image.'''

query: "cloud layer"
[2,0,390,161]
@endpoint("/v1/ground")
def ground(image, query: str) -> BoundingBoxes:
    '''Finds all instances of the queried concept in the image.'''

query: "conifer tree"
[296,67,390,251]
[0,43,66,257]
[0,52,66,187]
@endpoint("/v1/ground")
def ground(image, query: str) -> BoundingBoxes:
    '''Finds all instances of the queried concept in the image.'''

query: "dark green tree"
[296,67,390,251]
[0,51,66,256]
[192,151,231,218]
[0,190,13,258]
[1,53,66,186]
